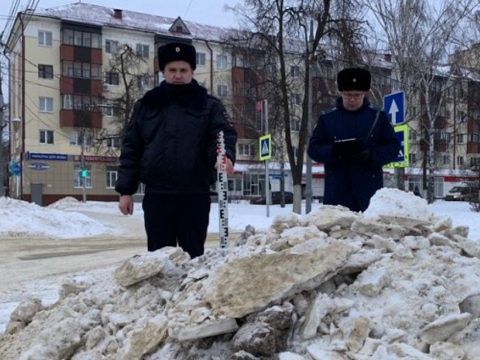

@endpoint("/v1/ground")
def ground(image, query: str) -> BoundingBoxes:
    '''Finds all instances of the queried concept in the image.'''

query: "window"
[442,155,450,165]
[136,44,149,58]
[232,55,244,67]
[409,129,417,141]
[409,153,416,164]
[437,130,448,140]
[62,61,100,79]
[228,178,242,192]
[38,30,52,46]
[62,29,101,48]
[63,95,73,109]
[290,93,301,106]
[217,85,228,97]
[137,75,151,90]
[196,52,206,66]
[216,54,227,69]
[409,106,417,117]
[238,143,255,156]
[69,95,101,110]
[290,66,300,78]
[106,167,118,188]
[105,72,119,85]
[457,134,464,144]
[39,97,53,112]
[471,157,480,167]
[38,65,53,79]
[105,40,119,54]
[468,133,480,143]
[106,137,120,149]
[74,164,91,188]
[105,105,119,117]
[39,130,54,144]
[70,131,92,146]
[291,118,301,132]
[457,156,464,166]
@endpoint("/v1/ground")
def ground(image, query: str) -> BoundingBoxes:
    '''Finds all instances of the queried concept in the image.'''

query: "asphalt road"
[0,210,227,289]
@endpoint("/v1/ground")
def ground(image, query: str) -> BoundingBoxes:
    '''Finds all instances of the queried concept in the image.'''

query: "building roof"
[29,2,232,42]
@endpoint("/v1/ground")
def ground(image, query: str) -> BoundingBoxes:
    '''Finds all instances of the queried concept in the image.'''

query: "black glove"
[349,149,372,165]
[331,138,365,159]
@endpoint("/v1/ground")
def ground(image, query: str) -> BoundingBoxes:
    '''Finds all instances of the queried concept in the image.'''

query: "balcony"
[60,44,102,64]
[60,109,102,129]
[60,76,103,96]
[467,142,480,154]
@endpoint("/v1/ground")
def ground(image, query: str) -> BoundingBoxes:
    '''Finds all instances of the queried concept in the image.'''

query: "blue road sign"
[12,164,21,175]
[259,134,272,161]
[383,91,405,125]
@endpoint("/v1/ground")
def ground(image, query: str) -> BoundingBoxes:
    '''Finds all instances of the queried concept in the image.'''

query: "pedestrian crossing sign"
[259,134,272,161]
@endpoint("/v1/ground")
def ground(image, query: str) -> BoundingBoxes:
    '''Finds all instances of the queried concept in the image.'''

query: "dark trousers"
[142,193,211,259]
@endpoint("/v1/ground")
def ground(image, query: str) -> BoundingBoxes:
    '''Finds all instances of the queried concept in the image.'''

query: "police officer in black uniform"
[308,68,400,212]
[116,42,237,258]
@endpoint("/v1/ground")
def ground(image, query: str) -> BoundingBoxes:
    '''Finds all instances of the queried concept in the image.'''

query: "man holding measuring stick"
[116,41,236,259]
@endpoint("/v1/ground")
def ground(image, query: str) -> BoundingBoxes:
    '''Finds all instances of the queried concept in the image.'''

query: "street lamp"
[12,117,21,131]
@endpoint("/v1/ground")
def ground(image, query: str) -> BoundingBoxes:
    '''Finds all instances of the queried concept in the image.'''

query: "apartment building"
[6,2,480,205]
[5,3,244,205]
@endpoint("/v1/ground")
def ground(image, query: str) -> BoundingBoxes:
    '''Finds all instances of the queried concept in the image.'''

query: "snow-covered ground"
[0,192,479,359]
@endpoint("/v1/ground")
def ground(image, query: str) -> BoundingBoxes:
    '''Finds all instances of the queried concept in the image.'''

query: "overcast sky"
[2,0,240,30]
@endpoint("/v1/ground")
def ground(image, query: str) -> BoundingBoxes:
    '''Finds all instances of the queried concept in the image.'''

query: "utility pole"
[305,21,314,214]
[0,76,5,197]
[80,128,87,203]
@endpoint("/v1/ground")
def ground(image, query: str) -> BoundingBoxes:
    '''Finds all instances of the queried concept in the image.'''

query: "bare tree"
[227,0,366,213]
[365,0,478,203]
[94,44,150,155]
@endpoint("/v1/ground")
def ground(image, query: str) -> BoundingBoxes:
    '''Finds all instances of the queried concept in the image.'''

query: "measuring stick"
[216,131,229,248]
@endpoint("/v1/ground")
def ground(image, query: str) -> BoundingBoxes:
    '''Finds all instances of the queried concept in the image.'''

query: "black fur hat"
[337,68,371,91]
[158,42,196,71]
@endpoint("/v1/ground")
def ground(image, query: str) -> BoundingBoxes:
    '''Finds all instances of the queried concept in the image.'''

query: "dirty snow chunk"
[232,322,276,356]
[430,342,465,360]
[177,318,239,341]
[114,247,188,287]
[278,352,306,360]
[306,205,358,230]
[421,312,472,344]
[204,240,354,318]
[459,294,480,317]
[356,267,390,297]
[9,298,43,324]
[372,343,436,359]
[363,188,433,222]
[302,293,335,339]
[121,314,169,359]
[307,344,345,360]
[19,318,86,360]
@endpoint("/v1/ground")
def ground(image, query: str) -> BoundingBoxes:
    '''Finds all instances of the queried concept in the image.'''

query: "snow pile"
[47,196,83,210]
[1,189,480,360]
[0,197,118,239]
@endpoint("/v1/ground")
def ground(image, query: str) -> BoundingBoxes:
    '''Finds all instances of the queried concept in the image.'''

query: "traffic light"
[80,169,88,178]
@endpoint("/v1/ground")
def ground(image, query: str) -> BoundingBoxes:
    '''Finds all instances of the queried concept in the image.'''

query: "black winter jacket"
[307,98,400,212]
[115,80,237,196]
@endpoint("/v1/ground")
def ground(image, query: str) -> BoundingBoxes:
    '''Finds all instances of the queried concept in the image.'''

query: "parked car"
[250,191,294,205]
[444,186,478,201]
